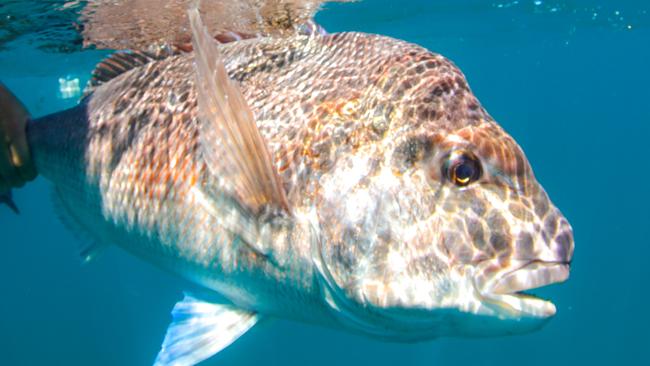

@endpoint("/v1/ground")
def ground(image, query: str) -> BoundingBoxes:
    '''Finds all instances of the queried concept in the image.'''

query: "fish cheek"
[442,228,474,263]
[466,217,491,257]
[515,232,535,260]
[470,198,487,216]
[487,211,513,257]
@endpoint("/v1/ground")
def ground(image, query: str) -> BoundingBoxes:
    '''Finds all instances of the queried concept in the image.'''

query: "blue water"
[1,1,648,365]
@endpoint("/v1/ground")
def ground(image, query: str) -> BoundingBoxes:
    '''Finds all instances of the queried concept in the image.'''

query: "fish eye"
[444,151,482,187]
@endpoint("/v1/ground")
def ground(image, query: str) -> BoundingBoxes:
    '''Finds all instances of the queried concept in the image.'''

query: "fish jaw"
[311,257,567,340]
[473,260,569,318]
[310,230,572,339]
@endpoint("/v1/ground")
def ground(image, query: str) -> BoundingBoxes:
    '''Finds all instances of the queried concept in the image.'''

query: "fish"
[13,1,574,365]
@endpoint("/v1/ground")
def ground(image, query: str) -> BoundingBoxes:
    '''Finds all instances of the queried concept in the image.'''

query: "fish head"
[313,51,573,340]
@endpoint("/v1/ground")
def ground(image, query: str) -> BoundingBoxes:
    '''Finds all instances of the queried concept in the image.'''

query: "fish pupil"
[447,153,481,186]
[455,163,474,181]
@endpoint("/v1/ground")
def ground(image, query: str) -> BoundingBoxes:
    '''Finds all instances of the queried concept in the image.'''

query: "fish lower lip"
[485,292,558,318]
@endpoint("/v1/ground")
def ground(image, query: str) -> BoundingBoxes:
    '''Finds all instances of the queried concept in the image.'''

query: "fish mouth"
[480,261,570,318]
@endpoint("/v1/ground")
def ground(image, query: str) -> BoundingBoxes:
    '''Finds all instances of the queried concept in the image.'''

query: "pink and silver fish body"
[23,6,573,365]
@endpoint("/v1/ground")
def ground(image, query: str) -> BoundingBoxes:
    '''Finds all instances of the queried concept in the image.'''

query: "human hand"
[0,82,37,196]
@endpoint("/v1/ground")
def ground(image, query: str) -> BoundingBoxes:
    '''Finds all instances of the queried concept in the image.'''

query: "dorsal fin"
[85,28,265,91]
[86,49,174,91]
[189,5,290,215]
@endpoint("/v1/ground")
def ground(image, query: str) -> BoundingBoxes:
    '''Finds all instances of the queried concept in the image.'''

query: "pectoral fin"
[50,186,108,263]
[154,294,259,366]
[188,4,289,216]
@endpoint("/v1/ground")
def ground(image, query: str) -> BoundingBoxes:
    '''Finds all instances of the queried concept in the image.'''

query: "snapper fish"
[7,1,573,365]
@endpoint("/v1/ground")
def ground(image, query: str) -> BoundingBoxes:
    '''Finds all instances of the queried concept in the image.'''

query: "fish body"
[32,32,429,326]
[23,8,573,365]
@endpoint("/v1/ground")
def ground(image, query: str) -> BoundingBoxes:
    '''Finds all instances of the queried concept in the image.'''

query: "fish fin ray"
[188,4,290,216]
[50,186,107,263]
[85,49,177,94]
[154,294,259,366]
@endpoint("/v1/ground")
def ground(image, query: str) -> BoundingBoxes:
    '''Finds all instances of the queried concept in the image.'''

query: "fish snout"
[470,205,574,318]
[551,214,574,265]
[500,207,574,292]
[535,208,574,265]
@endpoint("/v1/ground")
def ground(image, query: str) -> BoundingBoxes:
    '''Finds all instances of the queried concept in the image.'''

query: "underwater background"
[0,0,648,365]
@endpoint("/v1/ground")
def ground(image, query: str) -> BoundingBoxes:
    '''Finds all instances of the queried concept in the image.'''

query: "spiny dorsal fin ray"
[87,31,264,90]
[189,4,290,215]
[86,49,175,92]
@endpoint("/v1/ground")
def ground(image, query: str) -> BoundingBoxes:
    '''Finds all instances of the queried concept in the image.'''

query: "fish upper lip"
[487,260,571,295]
[478,261,571,318]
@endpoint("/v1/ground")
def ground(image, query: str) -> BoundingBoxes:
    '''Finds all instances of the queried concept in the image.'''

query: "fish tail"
[26,103,89,184]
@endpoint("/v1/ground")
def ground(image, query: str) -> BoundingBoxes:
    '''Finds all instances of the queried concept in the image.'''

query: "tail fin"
[0,190,19,214]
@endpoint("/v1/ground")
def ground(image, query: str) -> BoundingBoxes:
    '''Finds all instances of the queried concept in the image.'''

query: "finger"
[0,82,35,184]
[0,144,21,187]
[2,99,35,182]
[10,140,37,182]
